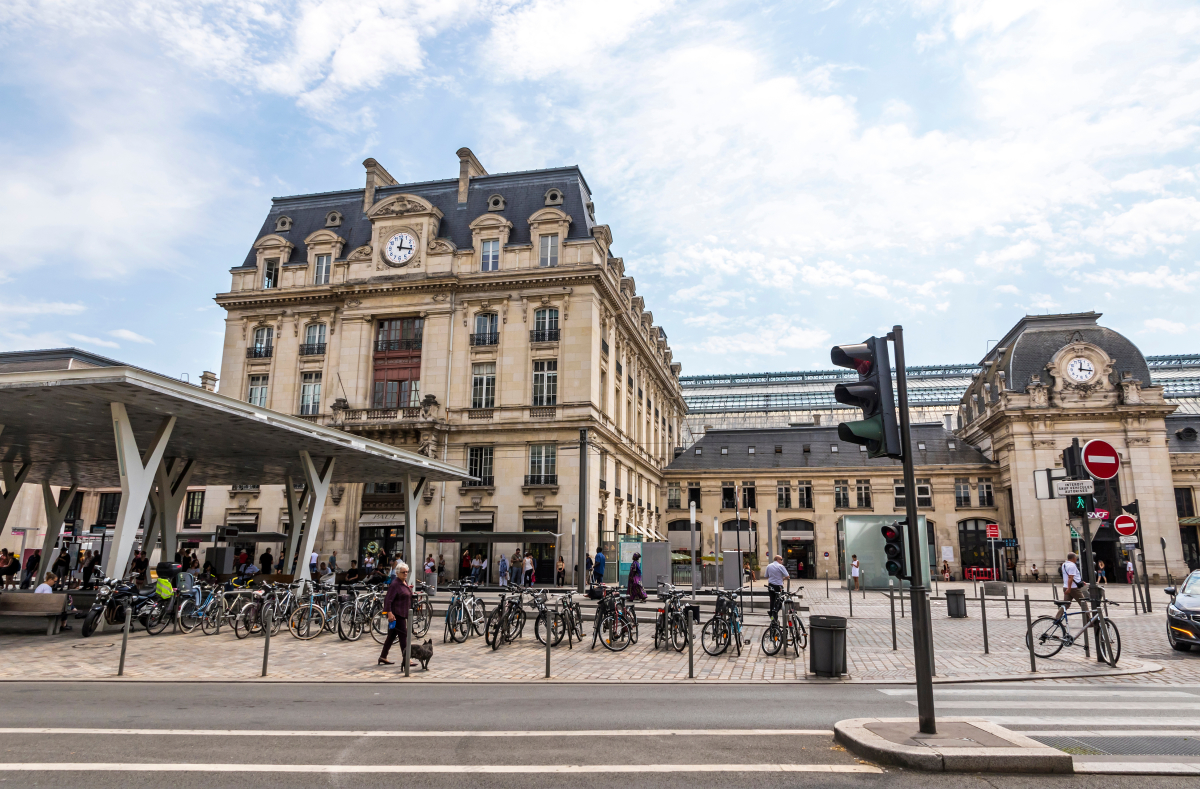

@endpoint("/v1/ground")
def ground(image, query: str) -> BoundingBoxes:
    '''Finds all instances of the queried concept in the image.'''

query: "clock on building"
[384,232,417,266]
[1066,356,1095,382]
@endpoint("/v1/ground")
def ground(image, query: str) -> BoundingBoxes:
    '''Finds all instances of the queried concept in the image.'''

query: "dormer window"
[487,194,506,212]
[586,200,596,221]
[544,188,563,206]
[263,258,279,289]
[481,239,500,272]
[539,234,559,267]
[275,216,293,232]
[325,211,342,228]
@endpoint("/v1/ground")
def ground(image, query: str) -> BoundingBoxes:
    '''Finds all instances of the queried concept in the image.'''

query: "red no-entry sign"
[1082,439,1120,480]
[986,523,1000,539]
[1114,513,1138,537]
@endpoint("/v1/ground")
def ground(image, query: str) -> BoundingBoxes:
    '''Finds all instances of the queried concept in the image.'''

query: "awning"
[780,530,815,540]
[1181,517,1200,527]
[521,512,559,521]
[458,511,496,524]
[417,531,560,544]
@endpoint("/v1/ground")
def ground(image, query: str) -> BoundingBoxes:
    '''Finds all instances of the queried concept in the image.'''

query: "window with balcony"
[481,239,500,272]
[373,318,422,409]
[471,363,496,409]
[527,444,557,484]
[796,480,813,509]
[314,253,331,285]
[248,374,268,407]
[538,234,559,267]
[263,258,279,289]
[777,481,791,509]
[531,308,560,342]
[856,479,872,509]
[834,479,850,509]
[376,318,423,351]
[467,446,494,486]
[184,490,205,524]
[721,482,736,509]
[471,313,499,346]
[667,483,681,509]
[249,326,273,358]
[300,372,322,415]
[532,359,557,406]
[977,477,994,507]
[301,323,326,355]
[741,482,756,510]
[955,477,972,507]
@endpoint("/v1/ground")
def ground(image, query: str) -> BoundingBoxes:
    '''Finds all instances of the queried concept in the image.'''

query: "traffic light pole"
[890,325,937,735]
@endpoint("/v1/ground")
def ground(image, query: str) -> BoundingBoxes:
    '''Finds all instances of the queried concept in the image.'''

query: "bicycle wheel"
[412,599,432,638]
[234,601,261,639]
[1028,615,1067,658]
[626,606,639,644]
[337,603,356,641]
[469,600,488,636]
[791,616,808,651]
[701,617,730,656]
[289,606,325,640]
[535,611,565,646]
[653,612,664,650]
[571,603,585,641]
[448,604,470,643]
[200,606,222,636]
[486,608,504,649]
[1098,619,1121,665]
[177,598,201,633]
[732,620,742,656]
[670,612,689,652]
[145,601,172,635]
[371,610,390,645]
[761,622,784,656]
[598,613,630,652]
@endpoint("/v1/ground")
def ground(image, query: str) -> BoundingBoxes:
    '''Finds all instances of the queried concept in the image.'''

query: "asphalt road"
[0,682,1194,788]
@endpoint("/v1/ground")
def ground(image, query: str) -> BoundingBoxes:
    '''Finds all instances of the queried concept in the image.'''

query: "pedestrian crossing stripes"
[878,688,1198,698]
[0,727,834,738]
[0,763,882,774]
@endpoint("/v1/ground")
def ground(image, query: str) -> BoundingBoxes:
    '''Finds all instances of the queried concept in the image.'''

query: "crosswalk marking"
[879,689,1197,698]
[0,728,834,739]
[0,763,881,774]
[918,701,1200,710]
[982,717,1200,726]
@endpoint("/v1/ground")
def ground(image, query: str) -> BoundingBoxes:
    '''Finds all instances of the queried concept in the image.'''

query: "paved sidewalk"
[0,586,1177,683]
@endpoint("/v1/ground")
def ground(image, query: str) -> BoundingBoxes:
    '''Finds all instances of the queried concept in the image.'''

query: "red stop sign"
[1082,439,1120,480]
[1114,514,1138,537]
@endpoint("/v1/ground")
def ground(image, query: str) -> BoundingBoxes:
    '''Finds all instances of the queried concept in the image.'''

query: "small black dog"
[410,639,433,670]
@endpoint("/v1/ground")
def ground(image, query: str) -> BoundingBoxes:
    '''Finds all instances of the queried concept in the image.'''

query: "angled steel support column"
[404,474,425,571]
[0,438,33,542]
[37,481,78,583]
[106,404,176,579]
[151,458,195,563]
[283,475,312,572]
[295,452,334,581]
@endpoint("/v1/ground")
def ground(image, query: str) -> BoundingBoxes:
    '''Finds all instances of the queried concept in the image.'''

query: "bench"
[0,592,69,635]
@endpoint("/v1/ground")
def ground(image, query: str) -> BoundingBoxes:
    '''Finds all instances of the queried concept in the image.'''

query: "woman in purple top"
[378,561,414,666]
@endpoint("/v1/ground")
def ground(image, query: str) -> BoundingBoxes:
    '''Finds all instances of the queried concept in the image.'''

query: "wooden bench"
[0,592,69,635]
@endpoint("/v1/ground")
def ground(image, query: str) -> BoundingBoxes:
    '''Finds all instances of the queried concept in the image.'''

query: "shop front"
[523,512,559,584]
[778,519,816,579]
[357,511,405,569]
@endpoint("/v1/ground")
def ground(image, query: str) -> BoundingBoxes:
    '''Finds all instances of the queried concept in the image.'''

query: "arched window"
[253,326,273,350]
[302,323,326,355]
[531,308,559,342]
[778,519,815,532]
[275,216,292,232]
[472,313,498,346]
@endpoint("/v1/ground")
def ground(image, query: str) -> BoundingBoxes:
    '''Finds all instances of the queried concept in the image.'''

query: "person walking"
[309,550,319,576]
[424,554,436,591]
[511,550,523,585]
[1096,559,1107,585]
[556,555,565,586]
[523,552,535,586]
[479,555,489,585]
[1056,552,1084,622]
[850,554,860,591]
[470,554,481,582]
[498,553,509,588]
[592,547,606,586]
[765,554,789,620]
[377,560,414,667]
[585,552,593,584]
[259,549,273,575]
[1125,558,1135,585]
[52,550,71,590]
[627,552,647,601]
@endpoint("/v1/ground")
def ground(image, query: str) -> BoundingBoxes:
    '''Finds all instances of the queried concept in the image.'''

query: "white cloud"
[1086,197,1200,256]
[109,329,154,344]
[0,301,86,316]
[975,241,1039,270]
[1143,317,1188,334]
[68,332,120,348]
[685,315,831,358]
[994,284,1020,294]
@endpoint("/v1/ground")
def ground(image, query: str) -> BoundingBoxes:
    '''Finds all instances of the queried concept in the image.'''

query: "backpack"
[154,577,174,600]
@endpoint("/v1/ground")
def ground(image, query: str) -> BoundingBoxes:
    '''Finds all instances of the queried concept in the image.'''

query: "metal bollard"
[901,586,905,619]
[825,571,829,599]
[687,607,694,679]
[545,616,551,679]
[118,600,132,677]
[1024,591,1036,672]
[889,580,897,651]
[980,588,989,654]
[848,580,853,618]
[404,613,412,678]
[1052,583,1058,602]
[1005,591,1010,619]
[261,604,272,677]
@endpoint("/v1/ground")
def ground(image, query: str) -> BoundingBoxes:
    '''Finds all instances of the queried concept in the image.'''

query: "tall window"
[741,482,756,510]
[977,477,994,507]
[529,444,557,480]
[59,488,83,523]
[599,371,607,412]
[468,446,494,484]
[374,318,422,408]
[834,479,850,509]
[721,482,736,509]
[1177,488,1197,518]
[532,359,558,406]
[471,363,496,408]
[248,374,268,407]
[314,253,331,285]
[184,491,205,524]
[481,239,500,272]
[253,326,273,351]
[687,483,702,508]
[97,492,122,525]
[374,378,420,408]
[796,480,813,509]
[263,258,279,289]
[376,318,423,350]
[894,479,906,508]
[856,479,872,509]
[667,483,681,509]
[532,308,559,342]
[300,372,322,415]
[955,477,972,507]
[304,323,326,348]
[473,313,498,345]
[777,481,791,509]
[539,234,559,267]
[917,478,933,508]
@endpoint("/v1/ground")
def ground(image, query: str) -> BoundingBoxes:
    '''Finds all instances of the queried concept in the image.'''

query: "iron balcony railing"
[529,328,560,343]
[375,338,422,352]
[231,484,260,492]
[299,343,326,356]
[637,498,643,507]
[246,345,273,359]
[524,474,558,486]
[600,479,607,490]
[462,476,495,487]
[469,332,499,347]
[615,488,621,498]
[602,339,609,356]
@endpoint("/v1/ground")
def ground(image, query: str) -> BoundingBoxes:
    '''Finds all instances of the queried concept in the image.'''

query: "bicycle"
[652,583,690,652]
[1028,597,1121,665]
[590,585,638,651]
[289,581,329,640]
[529,589,565,646]
[554,590,585,645]
[442,581,488,643]
[486,587,526,650]
[761,588,807,656]
[702,588,747,657]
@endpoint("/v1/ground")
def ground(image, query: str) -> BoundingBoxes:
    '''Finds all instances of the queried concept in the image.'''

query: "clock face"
[384,232,417,265]
[1066,357,1095,382]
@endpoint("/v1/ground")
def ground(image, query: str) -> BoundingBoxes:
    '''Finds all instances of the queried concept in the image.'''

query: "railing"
[246,346,273,359]
[600,479,607,491]
[299,343,326,356]
[524,474,558,486]
[462,476,495,488]
[602,339,609,356]
[467,408,494,419]
[375,339,422,352]
[529,328,560,343]
[530,407,556,419]
[296,414,320,423]
[469,333,499,347]
[343,408,421,421]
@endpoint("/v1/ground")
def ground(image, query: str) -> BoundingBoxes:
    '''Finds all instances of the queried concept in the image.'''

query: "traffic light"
[882,520,907,579]
[1062,443,1083,479]
[1067,494,1093,517]
[831,337,902,459]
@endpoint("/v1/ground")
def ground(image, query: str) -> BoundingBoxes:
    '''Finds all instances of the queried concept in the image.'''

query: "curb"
[834,717,1073,773]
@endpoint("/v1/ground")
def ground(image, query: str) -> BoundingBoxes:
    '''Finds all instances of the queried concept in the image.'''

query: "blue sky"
[2,0,1199,381]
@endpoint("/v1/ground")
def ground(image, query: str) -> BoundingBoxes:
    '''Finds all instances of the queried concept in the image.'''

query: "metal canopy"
[417,531,560,544]
[184,532,289,543]
[0,367,471,487]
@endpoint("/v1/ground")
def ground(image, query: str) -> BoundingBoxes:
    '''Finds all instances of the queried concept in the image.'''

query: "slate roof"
[666,424,993,472]
[1167,414,1200,453]
[240,166,595,268]
[985,312,1152,391]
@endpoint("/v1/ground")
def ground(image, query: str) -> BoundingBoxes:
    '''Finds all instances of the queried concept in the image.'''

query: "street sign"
[1114,513,1138,537]
[1055,479,1095,496]
[1082,439,1120,480]
[1002,538,1019,548]
[1069,526,1080,539]
[1034,468,1068,500]
[986,523,1000,539]
[1119,535,1138,545]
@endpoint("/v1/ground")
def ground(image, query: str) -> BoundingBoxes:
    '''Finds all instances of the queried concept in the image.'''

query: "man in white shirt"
[309,551,319,576]
[850,555,861,591]
[35,573,70,631]
[1057,552,1084,621]
[765,555,789,619]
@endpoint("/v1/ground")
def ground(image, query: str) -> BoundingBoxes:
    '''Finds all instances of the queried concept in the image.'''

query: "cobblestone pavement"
[0,584,1189,684]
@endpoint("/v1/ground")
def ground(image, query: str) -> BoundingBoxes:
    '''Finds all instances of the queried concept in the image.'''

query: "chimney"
[943,413,953,431]
[362,158,399,213]
[200,371,218,392]
[456,147,488,204]
[812,414,821,426]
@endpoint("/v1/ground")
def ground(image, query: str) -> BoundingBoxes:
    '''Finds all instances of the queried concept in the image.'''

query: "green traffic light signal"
[831,336,902,460]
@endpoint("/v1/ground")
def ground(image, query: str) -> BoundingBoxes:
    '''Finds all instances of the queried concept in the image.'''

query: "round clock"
[1066,356,1095,382]
[384,232,417,266]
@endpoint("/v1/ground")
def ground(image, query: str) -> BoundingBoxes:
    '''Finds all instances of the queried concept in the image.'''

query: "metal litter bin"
[946,588,967,618]
[809,615,847,677]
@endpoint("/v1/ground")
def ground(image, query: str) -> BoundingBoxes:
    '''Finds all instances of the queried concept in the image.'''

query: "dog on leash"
[410,639,433,670]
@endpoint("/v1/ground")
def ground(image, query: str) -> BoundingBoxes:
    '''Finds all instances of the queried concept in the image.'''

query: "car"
[1165,570,1200,652]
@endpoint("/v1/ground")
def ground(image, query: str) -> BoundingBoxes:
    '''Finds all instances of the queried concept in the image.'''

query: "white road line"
[914,702,1200,710]
[984,717,1200,726]
[879,689,1197,698]
[0,763,880,774]
[1074,762,1200,775]
[1021,730,1200,737]
[0,728,833,738]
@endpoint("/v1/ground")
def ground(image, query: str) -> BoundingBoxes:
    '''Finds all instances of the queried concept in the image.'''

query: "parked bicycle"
[702,588,747,656]
[590,584,638,652]
[761,588,807,656]
[486,586,526,649]
[1028,595,1121,665]
[442,581,488,643]
[652,583,690,652]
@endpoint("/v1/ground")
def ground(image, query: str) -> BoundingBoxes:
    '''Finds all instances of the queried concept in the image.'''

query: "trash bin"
[809,615,847,677]
[946,588,967,618]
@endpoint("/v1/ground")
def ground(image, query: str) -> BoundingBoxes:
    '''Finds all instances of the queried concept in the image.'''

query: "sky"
[1,0,1199,382]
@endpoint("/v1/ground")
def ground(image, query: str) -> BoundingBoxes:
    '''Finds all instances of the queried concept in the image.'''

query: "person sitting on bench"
[34,573,71,631]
